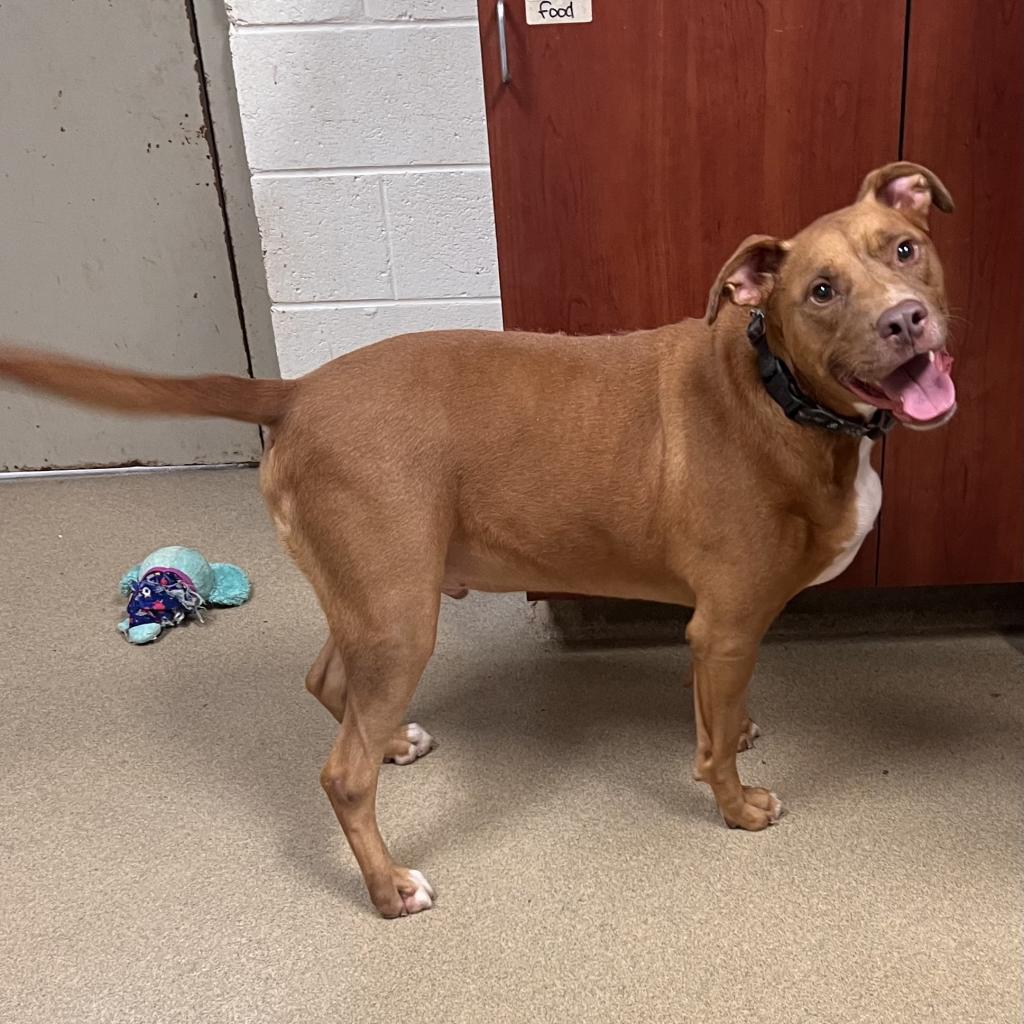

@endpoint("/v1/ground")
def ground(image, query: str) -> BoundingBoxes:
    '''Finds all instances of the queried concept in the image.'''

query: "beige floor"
[1,468,1021,1024]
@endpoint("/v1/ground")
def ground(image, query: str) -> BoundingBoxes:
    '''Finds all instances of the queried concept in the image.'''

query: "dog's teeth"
[928,351,935,363]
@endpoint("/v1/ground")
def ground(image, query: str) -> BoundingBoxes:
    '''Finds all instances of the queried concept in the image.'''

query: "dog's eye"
[896,239,917,263]
[809,280,835,304]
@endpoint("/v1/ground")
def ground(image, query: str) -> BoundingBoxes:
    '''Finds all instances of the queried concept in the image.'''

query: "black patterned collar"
[746,310,894,441]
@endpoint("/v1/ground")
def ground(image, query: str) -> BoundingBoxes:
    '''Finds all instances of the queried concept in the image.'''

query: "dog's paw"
[397,868,435,915]
[723,787,783,830]
[737,719,762,752]
[384,723,436,765]
[377,867,435,918]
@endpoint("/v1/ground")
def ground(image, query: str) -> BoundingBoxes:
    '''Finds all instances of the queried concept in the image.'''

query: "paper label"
[525,0,593,25]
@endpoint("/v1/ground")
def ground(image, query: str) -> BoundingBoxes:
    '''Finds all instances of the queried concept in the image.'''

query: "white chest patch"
[810,438,882,586]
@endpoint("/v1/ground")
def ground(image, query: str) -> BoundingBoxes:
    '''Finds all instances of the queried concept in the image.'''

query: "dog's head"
[706,162,956,429]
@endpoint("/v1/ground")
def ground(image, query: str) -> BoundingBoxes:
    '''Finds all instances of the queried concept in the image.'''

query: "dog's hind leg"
[262,441,447,914]
[305,639,436,765]
[318,589,441,917]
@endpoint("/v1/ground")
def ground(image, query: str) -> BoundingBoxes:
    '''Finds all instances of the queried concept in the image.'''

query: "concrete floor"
[1,468,1021,1024]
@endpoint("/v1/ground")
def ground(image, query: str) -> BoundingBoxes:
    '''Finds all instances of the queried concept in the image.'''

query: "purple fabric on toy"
[126,567,204,630]
[146,567,198,593]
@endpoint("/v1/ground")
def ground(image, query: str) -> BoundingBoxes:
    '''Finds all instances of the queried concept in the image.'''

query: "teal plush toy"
[118,545,251,644]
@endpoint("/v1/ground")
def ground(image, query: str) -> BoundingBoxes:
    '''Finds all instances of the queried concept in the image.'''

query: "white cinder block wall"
[225,0,502,377]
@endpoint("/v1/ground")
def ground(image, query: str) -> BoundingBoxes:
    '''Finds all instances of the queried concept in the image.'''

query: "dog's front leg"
[687,608,782,829]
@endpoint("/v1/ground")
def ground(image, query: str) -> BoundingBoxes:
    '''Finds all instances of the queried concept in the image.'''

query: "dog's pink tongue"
[879,355,956,421]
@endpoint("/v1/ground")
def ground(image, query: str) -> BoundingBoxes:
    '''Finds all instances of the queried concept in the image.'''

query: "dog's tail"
[0,344,294,425]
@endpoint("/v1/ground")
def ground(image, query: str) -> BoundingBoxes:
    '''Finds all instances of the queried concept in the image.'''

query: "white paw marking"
[737,720,761,752]
[385,723,436,765]
[400,869,435,914]
[768,791,783,824]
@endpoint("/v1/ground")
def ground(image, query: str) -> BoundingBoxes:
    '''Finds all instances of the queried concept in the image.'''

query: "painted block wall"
[226,0,502,377]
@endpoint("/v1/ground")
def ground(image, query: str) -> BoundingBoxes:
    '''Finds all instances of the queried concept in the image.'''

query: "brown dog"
[0,162,957,917]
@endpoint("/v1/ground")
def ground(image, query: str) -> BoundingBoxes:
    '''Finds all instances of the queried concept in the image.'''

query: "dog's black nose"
[877,299,928,342]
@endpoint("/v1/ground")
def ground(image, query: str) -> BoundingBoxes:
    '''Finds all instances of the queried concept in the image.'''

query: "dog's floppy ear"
[706,235,789,325]
[856,161,954,229]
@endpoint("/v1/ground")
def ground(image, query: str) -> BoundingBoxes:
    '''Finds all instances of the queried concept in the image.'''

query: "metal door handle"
[497,0,511,84]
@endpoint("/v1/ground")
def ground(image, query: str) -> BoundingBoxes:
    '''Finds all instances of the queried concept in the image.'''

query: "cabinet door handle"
[497,0,511,84]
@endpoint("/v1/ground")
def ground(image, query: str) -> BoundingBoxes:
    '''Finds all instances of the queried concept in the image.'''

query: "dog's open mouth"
[844,350,956,425]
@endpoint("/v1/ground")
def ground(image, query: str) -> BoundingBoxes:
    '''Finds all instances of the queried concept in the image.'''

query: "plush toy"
[118,545,250,644]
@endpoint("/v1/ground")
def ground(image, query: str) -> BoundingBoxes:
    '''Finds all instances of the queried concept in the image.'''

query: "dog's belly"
[443,543,536,594]
[442,543,691,603]
[442,551,581,596]
[810,438,882,586]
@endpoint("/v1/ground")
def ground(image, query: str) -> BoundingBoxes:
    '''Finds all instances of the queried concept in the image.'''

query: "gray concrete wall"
[0,1,268,470]
[225,0,502,377]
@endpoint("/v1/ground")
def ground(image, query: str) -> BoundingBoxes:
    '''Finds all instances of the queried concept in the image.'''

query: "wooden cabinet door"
[876,0,1024,585]
[478,1,907,334]
[478,1,1024,588]
[477,0,907,587]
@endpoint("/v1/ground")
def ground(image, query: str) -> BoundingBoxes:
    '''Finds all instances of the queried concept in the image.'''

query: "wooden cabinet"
[477,0,1023,587]
[877,0,1024,585]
